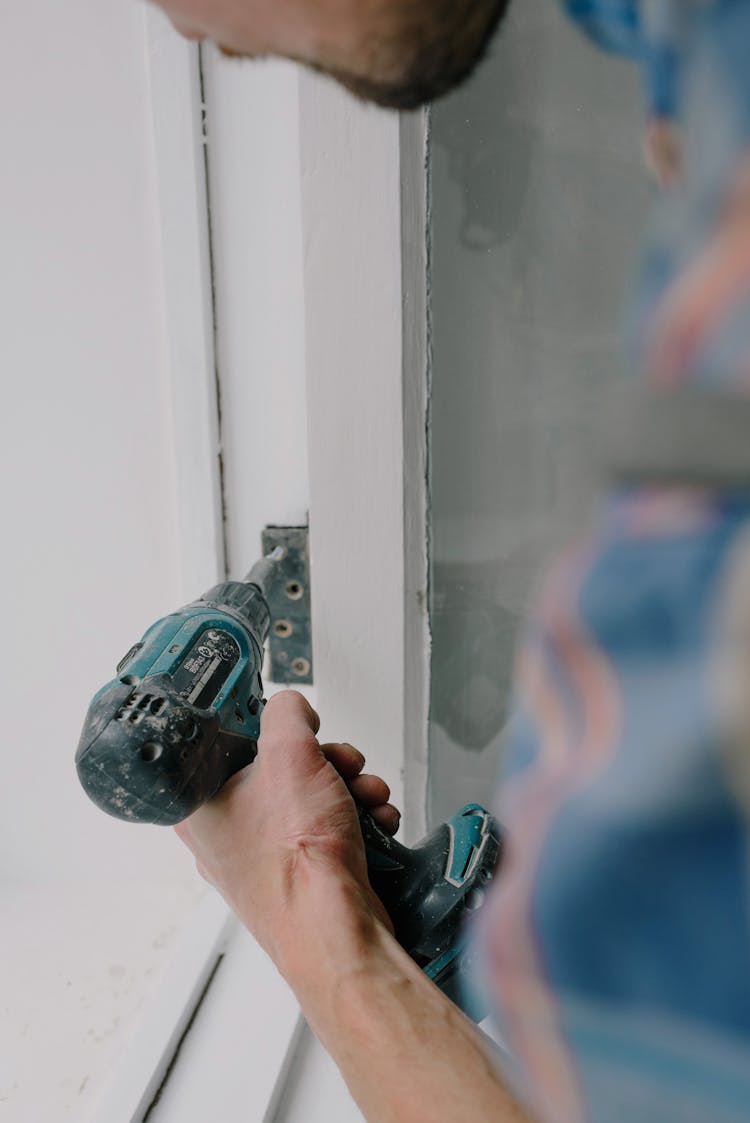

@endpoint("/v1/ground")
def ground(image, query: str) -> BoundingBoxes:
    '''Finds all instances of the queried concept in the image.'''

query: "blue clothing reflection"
[479,4,750,1120]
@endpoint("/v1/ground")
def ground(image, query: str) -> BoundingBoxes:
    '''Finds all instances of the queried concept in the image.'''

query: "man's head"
[154,0,511,110]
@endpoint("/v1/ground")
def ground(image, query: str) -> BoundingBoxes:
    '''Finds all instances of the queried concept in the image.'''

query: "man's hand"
[174,690,528,1123]
[174,690,399,964]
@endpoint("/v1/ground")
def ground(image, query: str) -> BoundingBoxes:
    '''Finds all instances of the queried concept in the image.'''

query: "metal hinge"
[261,526,313,685]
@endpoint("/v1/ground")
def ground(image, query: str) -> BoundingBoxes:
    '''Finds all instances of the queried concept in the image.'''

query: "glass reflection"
[428,0,650,825]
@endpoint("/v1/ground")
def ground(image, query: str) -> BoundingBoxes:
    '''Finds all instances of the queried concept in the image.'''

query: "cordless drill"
[76,555,501,1019]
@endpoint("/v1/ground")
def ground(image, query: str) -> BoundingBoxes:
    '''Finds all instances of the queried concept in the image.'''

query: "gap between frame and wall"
[400,109,432,840]
[143,11,226,599]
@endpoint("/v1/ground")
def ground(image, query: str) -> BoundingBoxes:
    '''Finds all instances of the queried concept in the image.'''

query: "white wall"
[0,0,191,886]
[1,3,206,1117]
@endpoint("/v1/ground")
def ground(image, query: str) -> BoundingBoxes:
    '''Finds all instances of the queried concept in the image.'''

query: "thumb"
[257,690,323,773]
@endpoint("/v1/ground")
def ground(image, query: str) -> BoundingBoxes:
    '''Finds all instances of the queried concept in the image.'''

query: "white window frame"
[85,15,431,1118]
[297,72,430,838]
[144,11,225,600]
[78,14,230,1120]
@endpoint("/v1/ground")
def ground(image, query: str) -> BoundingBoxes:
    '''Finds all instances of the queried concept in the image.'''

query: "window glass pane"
[427,0,650,825]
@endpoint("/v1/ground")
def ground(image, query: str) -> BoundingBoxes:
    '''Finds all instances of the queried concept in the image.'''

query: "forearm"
[269,867,531,1123]
[178,692,529,1121]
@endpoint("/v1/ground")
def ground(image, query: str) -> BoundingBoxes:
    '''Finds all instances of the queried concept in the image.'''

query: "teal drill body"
[76,567,501,1019]
[78,579,269,826]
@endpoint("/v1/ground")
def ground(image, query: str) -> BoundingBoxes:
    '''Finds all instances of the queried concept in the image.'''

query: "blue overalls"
[477,4,750,1120]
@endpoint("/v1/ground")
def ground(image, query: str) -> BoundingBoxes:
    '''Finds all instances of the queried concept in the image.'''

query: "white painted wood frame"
[144,10,226,600]
[88,31,431,1117]
[75,13,234,1118]
[298,74,431,841]
[146,73,432,1122]
[77,15,235,1122]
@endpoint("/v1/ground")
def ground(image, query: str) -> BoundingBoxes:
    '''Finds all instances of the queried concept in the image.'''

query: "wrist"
[232,844,390,991]
[274,864,390,990]
[274,869,438,1064]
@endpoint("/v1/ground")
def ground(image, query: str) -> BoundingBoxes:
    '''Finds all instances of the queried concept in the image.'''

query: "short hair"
[326,0,512,110]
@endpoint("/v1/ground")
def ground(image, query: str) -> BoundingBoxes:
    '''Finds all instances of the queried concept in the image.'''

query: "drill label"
[172,628,241,710]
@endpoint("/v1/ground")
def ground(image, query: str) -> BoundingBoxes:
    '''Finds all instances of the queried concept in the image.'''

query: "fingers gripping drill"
[75,553,501,1019]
